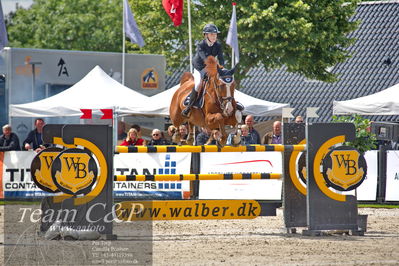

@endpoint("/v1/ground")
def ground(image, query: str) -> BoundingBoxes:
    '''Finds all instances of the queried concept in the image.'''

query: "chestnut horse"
[169,56,240,146]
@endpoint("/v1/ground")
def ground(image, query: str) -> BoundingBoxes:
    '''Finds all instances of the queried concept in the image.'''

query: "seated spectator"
[295,116,304,123]
[0,124,21,151]
[118,121,127,140]
[167,125,177,143]
[226,126,242,146]
[227,125,257,146]
[172,124,194,145]
[147,129,171,145]
[131,124,147,145]
[239,125,258,145]
[245,115,261,144]
[195,127,211,145]
[262,121,282,144]
[205,130,222,145]
[120,128,145,146]
[23,118,47,152]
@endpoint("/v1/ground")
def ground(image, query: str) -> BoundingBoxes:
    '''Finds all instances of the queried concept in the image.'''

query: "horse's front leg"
[219,126,227,146]
[186,122,195,145]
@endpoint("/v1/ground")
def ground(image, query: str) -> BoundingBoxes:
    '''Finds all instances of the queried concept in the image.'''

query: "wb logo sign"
[51,148,98,195]
[322,146,367,191]
[31,147,63,193]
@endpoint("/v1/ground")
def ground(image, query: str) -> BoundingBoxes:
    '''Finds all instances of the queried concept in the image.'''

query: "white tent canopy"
[123,84,289,117]
[10,66,151,117]
[10,65,289,118]
[333,83,399,115]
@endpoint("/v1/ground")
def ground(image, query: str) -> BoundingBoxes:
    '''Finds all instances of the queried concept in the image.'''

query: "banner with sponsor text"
[0,150,391,201]
[0,151,191,199]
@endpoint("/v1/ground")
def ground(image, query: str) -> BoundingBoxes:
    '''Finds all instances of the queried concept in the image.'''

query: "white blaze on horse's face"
[224,83,234,117]
[217,67,236,117]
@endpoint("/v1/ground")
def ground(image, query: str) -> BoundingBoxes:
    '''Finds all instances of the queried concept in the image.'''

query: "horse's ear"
[228,66,236,76]
[217,66,224,76]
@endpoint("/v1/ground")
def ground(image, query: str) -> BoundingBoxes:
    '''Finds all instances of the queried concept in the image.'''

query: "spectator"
[118,121,127,140]
[241,125,258,145]
[0,124,20,151]
[23,118,46,152]
[295,116,304,123]
[147,129,171,145]
[167,125,177,143]
[205,130,222,145]
[195,127,211,145]
[172,124,194,145]
[131,124,147,145]
[120,128,145,146]
[262,121,282,144]
[226,125,242,146]
[227,125,257,146]
[245,115,261,144]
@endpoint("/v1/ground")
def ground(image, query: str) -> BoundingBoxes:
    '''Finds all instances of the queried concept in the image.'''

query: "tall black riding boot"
[182,89,198,117]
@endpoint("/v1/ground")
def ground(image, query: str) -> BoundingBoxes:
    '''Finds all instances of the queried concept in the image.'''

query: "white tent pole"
[122,0,126,85]
[113,107,118,147]
[187,0,193,73]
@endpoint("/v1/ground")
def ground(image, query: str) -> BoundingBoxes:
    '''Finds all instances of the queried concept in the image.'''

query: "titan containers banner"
[113,153,191,199]
[0,151,191,199]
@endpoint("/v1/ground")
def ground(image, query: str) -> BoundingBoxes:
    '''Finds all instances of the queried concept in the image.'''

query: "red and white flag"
[162,0,183,27]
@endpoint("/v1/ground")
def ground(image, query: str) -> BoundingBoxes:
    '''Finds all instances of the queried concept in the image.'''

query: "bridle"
[207,74,235,117]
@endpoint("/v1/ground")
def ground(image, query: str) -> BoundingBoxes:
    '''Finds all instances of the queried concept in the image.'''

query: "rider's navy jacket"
[193,40,225,71]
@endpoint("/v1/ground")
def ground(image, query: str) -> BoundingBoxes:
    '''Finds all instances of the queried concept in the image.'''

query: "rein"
[205,77,227,112]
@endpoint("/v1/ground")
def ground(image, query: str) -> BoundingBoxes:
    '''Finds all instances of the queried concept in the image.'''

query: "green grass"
[0,200,41,205]
[358,204,399,209]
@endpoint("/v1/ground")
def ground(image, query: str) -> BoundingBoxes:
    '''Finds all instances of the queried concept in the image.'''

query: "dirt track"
[1,206,399,265]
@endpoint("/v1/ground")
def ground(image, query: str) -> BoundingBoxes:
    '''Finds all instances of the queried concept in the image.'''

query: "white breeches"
[193,69,201,92]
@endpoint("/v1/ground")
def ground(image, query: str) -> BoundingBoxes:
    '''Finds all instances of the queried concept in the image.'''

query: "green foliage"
[7,0,122,52]
[332,114,377,153]
[6,0,361,83]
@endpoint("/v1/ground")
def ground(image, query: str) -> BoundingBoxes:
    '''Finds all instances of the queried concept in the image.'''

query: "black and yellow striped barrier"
[114,173,282,181]
[115,144,306,153]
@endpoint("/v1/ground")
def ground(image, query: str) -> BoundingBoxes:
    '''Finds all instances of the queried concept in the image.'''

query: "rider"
[181,23,225,118]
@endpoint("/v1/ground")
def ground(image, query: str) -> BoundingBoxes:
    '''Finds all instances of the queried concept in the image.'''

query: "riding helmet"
[203,24,220,34]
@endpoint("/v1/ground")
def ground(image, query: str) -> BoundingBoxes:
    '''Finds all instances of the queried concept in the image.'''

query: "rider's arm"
[196,41,208,60]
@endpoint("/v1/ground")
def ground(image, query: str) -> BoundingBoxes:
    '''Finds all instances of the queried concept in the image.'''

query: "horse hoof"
[216,141,224,148]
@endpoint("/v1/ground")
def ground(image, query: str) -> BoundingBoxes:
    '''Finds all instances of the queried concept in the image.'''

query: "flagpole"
[187,0,193,73]
[231,49,234,68]
[122,0,126,85]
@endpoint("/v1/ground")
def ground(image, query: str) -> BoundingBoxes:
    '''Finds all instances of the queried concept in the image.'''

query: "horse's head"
[216,66,236,117]
[204,56,236,117]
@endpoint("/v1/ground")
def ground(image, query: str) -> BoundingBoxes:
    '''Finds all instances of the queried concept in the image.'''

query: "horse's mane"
[204,56,218,77]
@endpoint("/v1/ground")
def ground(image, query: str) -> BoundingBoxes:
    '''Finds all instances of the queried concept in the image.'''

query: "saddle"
[183,80,207,108]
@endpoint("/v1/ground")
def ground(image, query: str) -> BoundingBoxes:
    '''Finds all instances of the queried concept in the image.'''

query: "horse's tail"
[180,72,194,85]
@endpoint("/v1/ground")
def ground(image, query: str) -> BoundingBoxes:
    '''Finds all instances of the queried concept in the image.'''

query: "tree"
[332,114,377,154]
[7,0,361,83]
[7,0,122,52]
